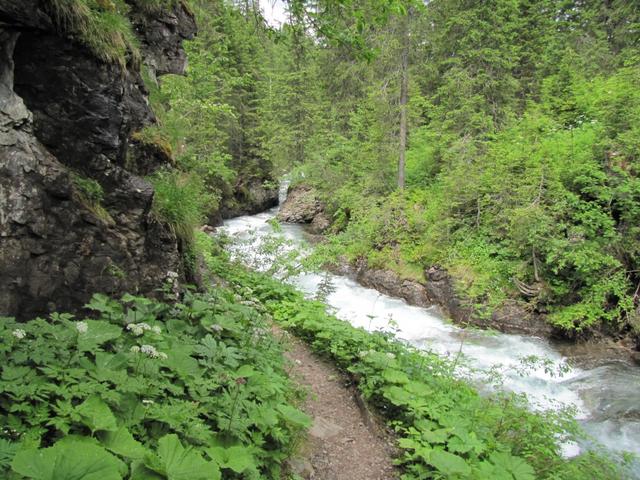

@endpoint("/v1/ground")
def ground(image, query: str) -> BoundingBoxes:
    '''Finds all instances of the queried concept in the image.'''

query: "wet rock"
[309,211,331,234]
[340,261,553,337]
[221,178,279,218]
[277,183,325,224]
[490,300,553,336]
[356,267,431,308]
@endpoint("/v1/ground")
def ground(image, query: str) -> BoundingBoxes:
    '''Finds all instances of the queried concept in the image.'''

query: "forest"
[152,0,640,339]
[0,0,639,479]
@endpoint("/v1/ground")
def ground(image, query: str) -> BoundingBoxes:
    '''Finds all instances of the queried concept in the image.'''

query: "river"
[221,194,640,477]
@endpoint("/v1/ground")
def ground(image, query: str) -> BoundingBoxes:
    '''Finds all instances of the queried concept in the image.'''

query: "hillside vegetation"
[151,0,640,340]
[270,0,640,339]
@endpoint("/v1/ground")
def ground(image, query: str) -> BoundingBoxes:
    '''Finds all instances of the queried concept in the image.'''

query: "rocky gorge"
[0,0,195,319]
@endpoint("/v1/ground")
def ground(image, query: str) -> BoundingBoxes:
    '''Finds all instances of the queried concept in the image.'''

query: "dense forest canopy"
[152,0,640,340]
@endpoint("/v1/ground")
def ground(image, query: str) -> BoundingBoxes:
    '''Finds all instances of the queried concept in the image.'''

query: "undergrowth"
[149,169,214,248]
[70,171,114,224]
[0,287,309,479]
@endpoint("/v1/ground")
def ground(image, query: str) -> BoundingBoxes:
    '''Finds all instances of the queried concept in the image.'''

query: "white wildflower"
[152,325,162,335]
[12,329,26,340]
[140,344,166,359]
[386,352,396,359]
[138,323,151,331]
[140,344,157,356]
[75,321,88,334]
[127,323,144,336]
[210,324,223,333]
[130,346,140,353]
[166,270,179,279]
[142,399,154,405]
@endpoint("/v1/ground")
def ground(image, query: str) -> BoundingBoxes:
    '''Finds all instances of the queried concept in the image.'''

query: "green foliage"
[0,288,309,479]
[71,172,104,205]
[70,171,114,224]
[150,0,278,220]
[150,169,213,246]
[206,254,621,480]
[47,0,141,67]
[279,0,640,337]
[11,437,127,480]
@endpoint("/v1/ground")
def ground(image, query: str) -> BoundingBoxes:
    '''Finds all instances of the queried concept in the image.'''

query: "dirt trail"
[280,330,399,480]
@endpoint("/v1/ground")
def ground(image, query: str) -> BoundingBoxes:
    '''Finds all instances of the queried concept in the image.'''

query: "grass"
[131,126,174,158]
[149,169,213,247]
[70,171,114,225]
[47,0,143,67]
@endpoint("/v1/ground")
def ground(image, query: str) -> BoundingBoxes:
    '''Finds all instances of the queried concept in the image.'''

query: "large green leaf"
[146,434,220,480]
[489,452,536,480]
[100,426,148,459]
[382,368,410,384]
[11,438,126,480]
[75,396,118,432]
[425,449,471,476]
[276,404,312,428]
[206,446,255,474]
[77,320,122,352]
[0,438,19,469]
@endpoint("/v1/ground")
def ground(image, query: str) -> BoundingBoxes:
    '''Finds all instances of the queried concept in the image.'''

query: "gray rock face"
[333,260,553,337]
[127,0,197,79]
[277,183,329,232]
[0,2,195,319]
[220,178,279,221]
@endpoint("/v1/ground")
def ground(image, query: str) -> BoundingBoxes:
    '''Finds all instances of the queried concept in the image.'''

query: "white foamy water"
[220,198,640,476]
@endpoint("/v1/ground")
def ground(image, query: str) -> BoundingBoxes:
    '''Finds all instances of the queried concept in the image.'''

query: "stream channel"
[221,189,640,478]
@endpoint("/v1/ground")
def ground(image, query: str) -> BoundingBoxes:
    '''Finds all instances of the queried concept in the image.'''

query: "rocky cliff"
[0,0,196,319]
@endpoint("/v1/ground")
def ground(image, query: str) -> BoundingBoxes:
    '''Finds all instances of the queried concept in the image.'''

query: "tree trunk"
[398,13,409,190]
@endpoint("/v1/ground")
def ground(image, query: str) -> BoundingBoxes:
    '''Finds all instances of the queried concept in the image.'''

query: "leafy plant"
[0,287,309,479]
[207,250,623,480]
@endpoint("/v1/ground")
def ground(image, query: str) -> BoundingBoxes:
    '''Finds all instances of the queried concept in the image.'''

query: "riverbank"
[324,256,640,369]
[274,187,639,368]
[219,204,640,475]
[208,234,627,479]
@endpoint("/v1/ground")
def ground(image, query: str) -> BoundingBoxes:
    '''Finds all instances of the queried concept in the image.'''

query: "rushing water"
[221,195,640,476]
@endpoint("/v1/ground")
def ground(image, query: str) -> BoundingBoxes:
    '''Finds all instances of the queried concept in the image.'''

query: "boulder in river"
[277,183,329,232]
[220,177,279,221]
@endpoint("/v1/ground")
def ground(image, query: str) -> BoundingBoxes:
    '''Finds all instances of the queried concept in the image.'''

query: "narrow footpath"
[279,329,399,480]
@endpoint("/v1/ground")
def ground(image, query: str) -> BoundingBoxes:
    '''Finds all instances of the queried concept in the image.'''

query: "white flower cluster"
[126,323,162,336]
[209,324,223,333]
[240,299,259,308]
[12,329,26,340]
[75,321,88,334]
[166,270,179,279]
[131,344,168,360]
